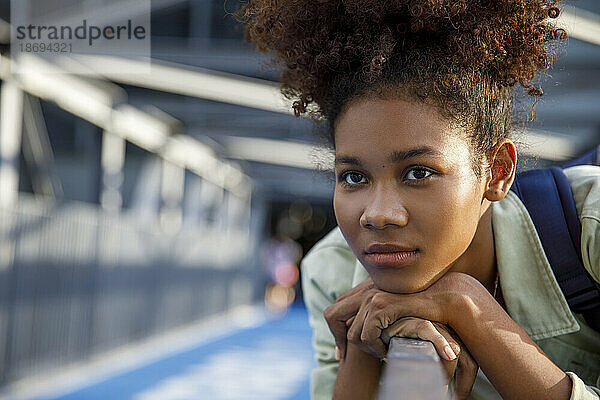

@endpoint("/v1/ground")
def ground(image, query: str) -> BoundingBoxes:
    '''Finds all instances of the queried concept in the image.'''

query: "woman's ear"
[484,139,517,202]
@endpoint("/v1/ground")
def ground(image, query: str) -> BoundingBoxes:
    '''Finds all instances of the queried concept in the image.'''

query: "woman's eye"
[405,167,433,181]
[341,172,367,185]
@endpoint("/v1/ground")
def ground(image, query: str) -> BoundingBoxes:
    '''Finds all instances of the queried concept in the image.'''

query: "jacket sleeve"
[565,165,600,284]
[567,373,600,400]
[565,165,600,399]
[300,233,358,400]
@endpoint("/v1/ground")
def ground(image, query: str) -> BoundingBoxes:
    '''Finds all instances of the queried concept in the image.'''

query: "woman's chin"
[371,274,432,294]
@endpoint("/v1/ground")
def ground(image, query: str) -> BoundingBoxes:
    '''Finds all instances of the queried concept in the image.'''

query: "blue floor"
[43,306,315,400]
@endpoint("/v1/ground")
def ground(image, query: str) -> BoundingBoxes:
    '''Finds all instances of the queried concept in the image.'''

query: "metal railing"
[379,338,448,400]
[0,52,259,387]
[0,193,256,385]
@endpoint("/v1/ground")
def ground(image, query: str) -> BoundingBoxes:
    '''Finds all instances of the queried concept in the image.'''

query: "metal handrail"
[378,338,448,400]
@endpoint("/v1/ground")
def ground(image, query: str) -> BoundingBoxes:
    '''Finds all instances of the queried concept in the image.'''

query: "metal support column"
[100,130,126,211]
[0,79,24,386]
[0,80,24,208]
[160,159,185,234]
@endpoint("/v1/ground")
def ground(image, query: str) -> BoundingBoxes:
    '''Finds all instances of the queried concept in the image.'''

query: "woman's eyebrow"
[334,155,362,166]
[388,146,443,162]
[335,147,442,167]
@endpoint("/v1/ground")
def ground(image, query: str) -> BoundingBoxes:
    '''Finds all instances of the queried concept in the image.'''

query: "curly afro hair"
[238,0,565,159]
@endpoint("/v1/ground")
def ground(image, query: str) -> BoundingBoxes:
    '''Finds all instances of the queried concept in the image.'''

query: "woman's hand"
[380,317,478,400]
[324,272,475,359]
[326,272,572,400]
[333,318,477,400]
[325,273,481,399]
[324,277,378,359]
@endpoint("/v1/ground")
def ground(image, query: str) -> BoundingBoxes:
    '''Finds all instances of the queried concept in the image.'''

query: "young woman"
[239,1,600,399]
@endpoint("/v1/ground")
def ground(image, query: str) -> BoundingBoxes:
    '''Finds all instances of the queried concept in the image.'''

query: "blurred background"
[0,0,598,399]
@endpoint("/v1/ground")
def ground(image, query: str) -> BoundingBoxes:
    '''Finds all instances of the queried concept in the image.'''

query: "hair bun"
[239,0,565,118]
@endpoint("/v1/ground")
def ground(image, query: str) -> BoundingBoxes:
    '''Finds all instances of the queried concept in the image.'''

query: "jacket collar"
[491,191,580,340]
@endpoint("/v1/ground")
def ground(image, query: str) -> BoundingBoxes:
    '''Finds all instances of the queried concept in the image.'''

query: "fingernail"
[335,346,341,361]
[443,345,457,360]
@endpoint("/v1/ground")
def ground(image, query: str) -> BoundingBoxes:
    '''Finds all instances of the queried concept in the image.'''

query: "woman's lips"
[364,243,419,267]
[363,251,419,267]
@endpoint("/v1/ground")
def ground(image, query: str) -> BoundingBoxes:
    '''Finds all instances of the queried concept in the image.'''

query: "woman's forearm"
[451,283,571,400]
[333,342,382,400]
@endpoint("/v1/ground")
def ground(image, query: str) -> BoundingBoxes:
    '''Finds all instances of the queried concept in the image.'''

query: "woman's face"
[333,98,489,293]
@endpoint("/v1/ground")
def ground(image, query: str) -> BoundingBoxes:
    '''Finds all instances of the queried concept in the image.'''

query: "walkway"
[3,305,314,400]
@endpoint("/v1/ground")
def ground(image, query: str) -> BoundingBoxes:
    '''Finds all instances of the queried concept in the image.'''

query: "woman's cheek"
[334,190,366,252]
[417,186,479,255]
[439,190,483,254]
[333,190,357,231]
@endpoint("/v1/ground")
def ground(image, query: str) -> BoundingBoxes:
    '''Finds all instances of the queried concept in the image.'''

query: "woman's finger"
[346,296,375,356]
[345,315,355,328]
[452,346,478,400]
[337,278,374,302]
[324,301,357,360]
[359,292,404,350]
[324,281,377,359]
[382,318,457,362]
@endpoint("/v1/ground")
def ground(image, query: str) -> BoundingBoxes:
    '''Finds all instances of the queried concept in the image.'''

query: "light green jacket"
[301,165,600,400]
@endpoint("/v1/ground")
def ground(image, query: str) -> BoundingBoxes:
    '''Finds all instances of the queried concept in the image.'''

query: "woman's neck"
[448,204,498,296]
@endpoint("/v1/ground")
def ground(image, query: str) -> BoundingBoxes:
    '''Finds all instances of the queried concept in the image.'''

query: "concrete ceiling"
[130,0,600,200]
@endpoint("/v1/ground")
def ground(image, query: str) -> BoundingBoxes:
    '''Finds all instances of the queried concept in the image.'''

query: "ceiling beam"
[558,6,600,46]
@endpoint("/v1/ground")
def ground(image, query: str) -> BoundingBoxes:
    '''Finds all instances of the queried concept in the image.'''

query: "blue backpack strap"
[510,167,600,330]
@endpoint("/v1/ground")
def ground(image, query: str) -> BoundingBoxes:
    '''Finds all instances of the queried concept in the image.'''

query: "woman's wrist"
[443,272,500,336]
[333,342,382,400]
[444,274,571,400]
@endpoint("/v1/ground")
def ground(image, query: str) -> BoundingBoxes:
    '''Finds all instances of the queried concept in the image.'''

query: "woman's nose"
[359,188,408,229]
